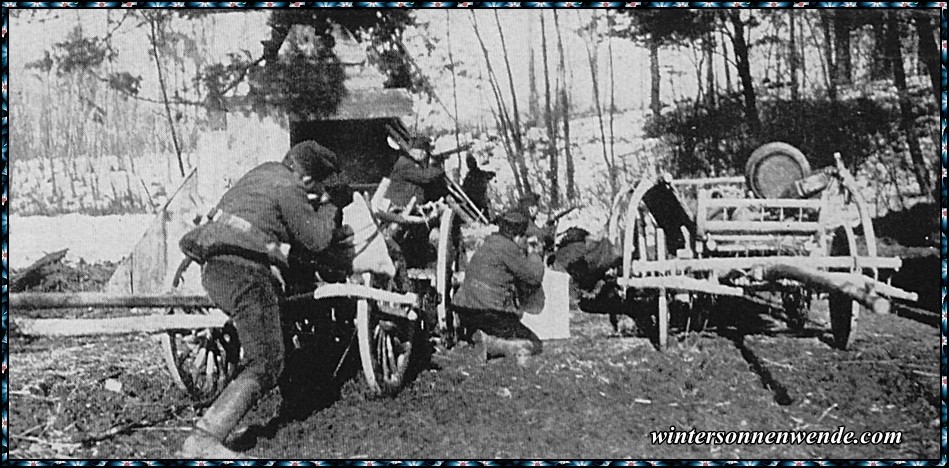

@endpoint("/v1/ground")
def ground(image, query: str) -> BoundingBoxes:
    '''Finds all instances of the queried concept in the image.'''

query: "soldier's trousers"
[454,307,542,353]
[202,254,285,390]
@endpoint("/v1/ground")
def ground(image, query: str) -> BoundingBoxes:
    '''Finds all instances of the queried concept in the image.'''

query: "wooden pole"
[11,292,214,310]
[14,312,229,337]
[763,264,890,315]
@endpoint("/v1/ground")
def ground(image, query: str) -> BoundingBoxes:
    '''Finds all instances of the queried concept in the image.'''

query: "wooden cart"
[10,185,484,402]
[607,146,916,350]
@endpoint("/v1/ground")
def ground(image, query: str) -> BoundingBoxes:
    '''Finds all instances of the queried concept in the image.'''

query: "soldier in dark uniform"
[384,137,447,268]
[177,141,349,458]
[453,210,546,365]
[385,137,447,209]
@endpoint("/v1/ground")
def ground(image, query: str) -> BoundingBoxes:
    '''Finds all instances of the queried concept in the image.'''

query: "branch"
[89,70,206,107]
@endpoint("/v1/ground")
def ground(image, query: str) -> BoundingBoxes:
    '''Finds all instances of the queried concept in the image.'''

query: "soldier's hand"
[325,184,355,209]
[332,225,355,245]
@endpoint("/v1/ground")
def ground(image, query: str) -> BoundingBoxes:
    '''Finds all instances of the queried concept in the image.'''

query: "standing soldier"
[384,136,447,209]
[383,136,447,267]
[452,210,546,365]
[177,141,350,458]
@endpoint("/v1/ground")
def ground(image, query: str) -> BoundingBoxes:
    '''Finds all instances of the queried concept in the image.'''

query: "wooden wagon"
[606,143,917,350]
[12,164,489,405]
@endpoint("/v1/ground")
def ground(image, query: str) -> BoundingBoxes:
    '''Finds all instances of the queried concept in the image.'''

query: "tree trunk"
[582,14,617,196]
[887,11,933,200]
[869,15,890,81]
[728,10,761,136]
[446,11,462,181]
[553,11,576,201]
[528,30,541,126]
[609,18,621,179]
[789,12,800,101]
[493,11,533,196]
[913,11,941,109]
[721,29,733,94]
[471,12,528,196]
[146,12,185,178]
[541,13,559,208]
[649,39,661,118]
[819,11,837,101]
[833,11,852,86]
[704,29,716,107]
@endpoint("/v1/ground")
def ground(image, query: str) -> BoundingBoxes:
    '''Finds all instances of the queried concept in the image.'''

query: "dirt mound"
[11,259,117,293]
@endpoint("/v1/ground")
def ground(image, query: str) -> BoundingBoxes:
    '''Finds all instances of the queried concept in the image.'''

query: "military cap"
[284,141,339,181]
[497,209,530,237]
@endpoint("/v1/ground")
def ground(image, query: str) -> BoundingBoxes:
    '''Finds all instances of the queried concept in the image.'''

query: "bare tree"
[886,11,933,199]
[789,11,800,101]
[493,11,533,196]
[553,11,576,201]
[608,14,621,178]
[913,11,940,109]
[470,12,529,196]
[541,12,559,208]
[143,10,185,178]
[446,11,463,181]
[727,10,761,136]
[580,12,617,196]
[819,11,838,101]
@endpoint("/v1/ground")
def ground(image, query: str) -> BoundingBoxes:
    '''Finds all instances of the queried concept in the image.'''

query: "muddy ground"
[7,260,942,461]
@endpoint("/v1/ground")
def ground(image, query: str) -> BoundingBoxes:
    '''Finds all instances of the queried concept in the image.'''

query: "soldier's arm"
[399,164,445,185]
[503,243,545,288]
[278,183,339,255]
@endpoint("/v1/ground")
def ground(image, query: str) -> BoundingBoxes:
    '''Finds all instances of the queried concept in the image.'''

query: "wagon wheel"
[435,207,463,347]
[828,223,861,350]
[655,227,670,350]
[356,273,420,396]
[161,307,240,405]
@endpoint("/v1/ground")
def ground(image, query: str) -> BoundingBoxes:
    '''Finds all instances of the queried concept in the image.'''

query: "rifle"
[444,175,490,224]
[545,206,577,227]
[432,143,474,160]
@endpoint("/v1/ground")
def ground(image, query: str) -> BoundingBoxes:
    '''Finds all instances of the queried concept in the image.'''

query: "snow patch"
[9,213,155,267]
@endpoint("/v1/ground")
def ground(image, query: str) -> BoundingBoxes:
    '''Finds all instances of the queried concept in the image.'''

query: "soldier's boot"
[482,335,538,366]
[178,374,264,459]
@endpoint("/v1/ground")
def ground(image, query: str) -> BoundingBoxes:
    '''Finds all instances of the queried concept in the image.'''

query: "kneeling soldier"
[453,210,546,365]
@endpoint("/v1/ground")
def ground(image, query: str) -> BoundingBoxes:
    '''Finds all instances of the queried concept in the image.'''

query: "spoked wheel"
[828,224,862,350]
[654,228,670,350]
[435,208,464,347]
[356,273,420,396]
[161,307,241,404]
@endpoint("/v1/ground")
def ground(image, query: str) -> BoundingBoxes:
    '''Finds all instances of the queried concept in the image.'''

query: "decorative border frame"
[0,1,945,466]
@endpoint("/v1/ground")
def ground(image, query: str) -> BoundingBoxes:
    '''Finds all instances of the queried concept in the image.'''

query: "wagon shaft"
[762,264,893,315]
[14,311,229,337]
[11,292,215,309]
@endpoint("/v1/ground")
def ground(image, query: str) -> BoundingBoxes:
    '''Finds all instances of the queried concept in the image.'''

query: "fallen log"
[11,249,68,292]
[763,264,890,315]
